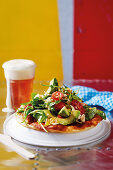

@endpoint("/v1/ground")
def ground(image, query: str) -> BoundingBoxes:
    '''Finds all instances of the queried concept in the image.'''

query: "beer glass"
[2,59,36,112]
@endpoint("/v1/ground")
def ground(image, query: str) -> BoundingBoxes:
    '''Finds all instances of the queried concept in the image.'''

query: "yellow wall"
[0,0,63,81]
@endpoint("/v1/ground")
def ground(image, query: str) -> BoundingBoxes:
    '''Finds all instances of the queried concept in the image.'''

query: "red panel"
[73,0,113,79]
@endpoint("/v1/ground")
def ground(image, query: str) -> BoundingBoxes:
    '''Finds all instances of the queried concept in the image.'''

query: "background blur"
[1,0,113,82]
[0,0,63,81]
[73,0,113,80]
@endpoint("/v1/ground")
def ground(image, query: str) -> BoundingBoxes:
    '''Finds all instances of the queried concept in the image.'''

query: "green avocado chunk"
[96,110,106,120]
[46,78,58,94]
[85,107,97,120]
[47,110,80,126]
[72,109,80,119]
[85,107,106,120]
[43,109,54,118]
[57,110,80,125]
[58,106,70,117]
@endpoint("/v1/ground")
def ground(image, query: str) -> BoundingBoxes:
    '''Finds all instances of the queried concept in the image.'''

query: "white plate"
[3,114,111,147]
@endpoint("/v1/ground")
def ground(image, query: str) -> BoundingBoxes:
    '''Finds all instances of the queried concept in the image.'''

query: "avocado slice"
[85,107,106,121]
[43,109,54,118]
[46,110,80,126]
[85,107,96,120]
[96,109,106,120]
[56,110,80,125]
[71,105,80,119]
[46,78,58,94]
[58,106,70,117]
[72,110,80,119]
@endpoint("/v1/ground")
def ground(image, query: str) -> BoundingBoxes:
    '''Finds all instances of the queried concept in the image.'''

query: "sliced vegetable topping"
[16,77,106,132]
[58,106,70,117]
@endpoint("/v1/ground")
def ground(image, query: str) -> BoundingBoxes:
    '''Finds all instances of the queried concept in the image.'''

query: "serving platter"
[4,114,111,147]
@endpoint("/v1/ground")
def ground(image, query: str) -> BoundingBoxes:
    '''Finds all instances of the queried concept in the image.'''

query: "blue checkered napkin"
[71,86,113,112]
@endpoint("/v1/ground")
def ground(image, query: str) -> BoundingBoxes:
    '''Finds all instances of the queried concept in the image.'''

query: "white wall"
[58,0,74,82]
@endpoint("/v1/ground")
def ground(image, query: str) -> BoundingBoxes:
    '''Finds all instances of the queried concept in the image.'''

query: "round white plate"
[3,114,111,147]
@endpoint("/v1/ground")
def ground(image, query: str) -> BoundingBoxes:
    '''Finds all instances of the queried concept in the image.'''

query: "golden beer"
[10,78,34,109]
[2,59,36,111]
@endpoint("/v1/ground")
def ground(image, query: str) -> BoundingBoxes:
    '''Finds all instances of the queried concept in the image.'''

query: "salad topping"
[16,78,106,132]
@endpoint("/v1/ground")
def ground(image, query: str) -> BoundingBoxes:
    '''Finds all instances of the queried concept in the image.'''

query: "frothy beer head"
[2,59,36,80]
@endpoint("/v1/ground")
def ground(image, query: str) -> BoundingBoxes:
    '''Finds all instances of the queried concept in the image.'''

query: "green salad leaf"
[16,107,25,113]
[30,110,47,123]
[20,101,31,106]
[31,92,37,99]
[24,106,33,120]
[32,97,46,109]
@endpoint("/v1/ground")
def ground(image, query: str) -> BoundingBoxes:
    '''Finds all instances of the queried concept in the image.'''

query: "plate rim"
[3,114,111,147]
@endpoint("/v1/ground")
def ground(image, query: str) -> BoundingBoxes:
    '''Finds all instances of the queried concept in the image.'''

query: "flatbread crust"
[15,112,102,133]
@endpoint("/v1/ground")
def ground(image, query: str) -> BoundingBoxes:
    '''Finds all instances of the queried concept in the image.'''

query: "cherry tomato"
[71,100,85,115]
[54,102,65,111]
[52,91,64,101]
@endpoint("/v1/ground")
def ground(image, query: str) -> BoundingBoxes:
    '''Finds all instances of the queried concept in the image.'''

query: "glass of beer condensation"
[2,59,36,112]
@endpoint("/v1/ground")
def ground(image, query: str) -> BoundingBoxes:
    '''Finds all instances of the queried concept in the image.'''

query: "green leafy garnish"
[32,92,37,99]
[47,103,57,115]
[67,91,82,102]
[30,110,48,132]
[16,107,25,113]
[24,106,33,120]
[47,100,61,115]
[20,102,31,106]
[83,105,91,111]
[32,97,46,109]
[31,110,47,123]
[40,123,48,133]
[41,84,60,88]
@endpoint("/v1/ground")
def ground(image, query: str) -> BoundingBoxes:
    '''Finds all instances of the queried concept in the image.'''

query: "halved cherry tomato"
[54,102,65,111]
[71,100,85,115]
[52,91,64,101]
